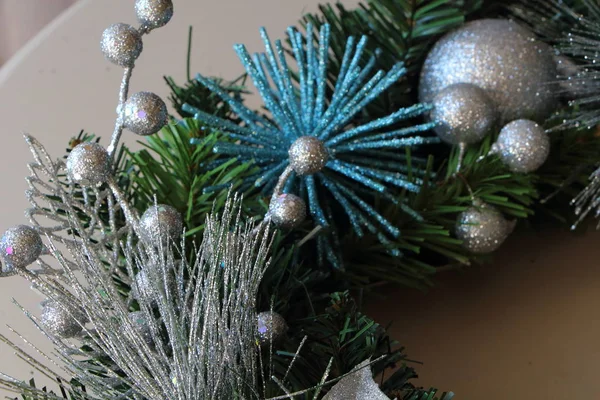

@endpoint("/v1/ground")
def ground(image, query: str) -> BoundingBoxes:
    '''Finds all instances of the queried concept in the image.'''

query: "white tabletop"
[1,1,599,399]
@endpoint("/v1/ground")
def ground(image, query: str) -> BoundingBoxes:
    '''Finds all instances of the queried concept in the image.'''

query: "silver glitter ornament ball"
[66,142,111,186]
[0,225,43,269]
[40,300,87,339]
[128,311,154,346]
[123,92,168,136]
[135,0,174,30]
[257,311,288,347]
[132,269,177,305]
[288,136,329,175]
[430,83,497,145]
[322,360,389,400]
[269,194,307,230]
[420,19,557,124]
[100,23,143,67]
[455,202,514,254]
[492,119,550,173]
[139,204,183,245]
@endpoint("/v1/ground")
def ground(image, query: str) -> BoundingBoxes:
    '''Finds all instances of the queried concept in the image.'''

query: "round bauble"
[430,83,497,145]
[0,225,43,269]
[40,300,87,339]
[135,0,174,30]
[128,311,154,346]
[132,268,176,305]
[66,142,111,186]
[269,194,307,230]
[420,19,557,124]
[492,119,550,173]
[257,311,288,347]
[288,136,329,175]
[123,92,168,136]
[100,23,143,67]
[455,202,514,254]
[139,205,183,245]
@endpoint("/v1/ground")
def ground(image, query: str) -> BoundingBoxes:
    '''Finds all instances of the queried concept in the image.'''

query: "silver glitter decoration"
[288,136,329,175]
[257,311,288,347]
[40,300,87,339]
[491,119,550,173]
[135,0,174,30]
[419,19,557,124]
[139,204,183,245]
[132,267,176,305]
[66,142,111,186]
[100,23,143,67]
[322,359,390,400]
[430,83,497,145]
[0,259,16,277]
[123,91,168,136]
[455,201,514,254]
[269,193,307,230]
[0,225,43,269]
[127,311,154,347]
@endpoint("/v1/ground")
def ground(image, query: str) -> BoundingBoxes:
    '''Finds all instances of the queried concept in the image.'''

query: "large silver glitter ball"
[135,0,174,29]
[123,92,168,136]
[257,311,288,347]
[0,225,43,269]
[128,311,154,346]
[100,23,143,67]
[40,300,87,339]
[139,204,183,245]
[430,83,497,145]
[288,136,329,175]
[492,119,550,173]
[455,202,513,254]
[66,142,111,186]
[419,19,557,124]
[269,194,307,230]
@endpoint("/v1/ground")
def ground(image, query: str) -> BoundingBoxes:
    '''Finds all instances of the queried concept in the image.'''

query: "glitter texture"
[135,0,173,30]
[269,193,307,229]
[138,204,183,245]
[0,225,43,270]
[455,202,514,254]
[430,83,497,145]
[288,136,329,175]
[123,91,168,136]
[100,23,143,67]
[185,24,436,268]
[322,359,389,400]
[40,300,87,339]
[127,311,155,347]
[66,142,111,186]
[491,119,550,173]
[256,311,288,347]
[420,19,557,124]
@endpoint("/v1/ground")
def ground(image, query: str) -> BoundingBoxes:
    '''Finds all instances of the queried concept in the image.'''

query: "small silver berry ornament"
[430,83,497,145]
[256,311,288,347]
[40,300,88,339]
[455,200,515,254]
[123,92,168,136]
[128,311,155,347]
[132,268,177,305]
[100,23,143,67]
[269,194,307,230]
[139,204,183,245]
[420,19,557,124]
[66,142,111,186]
[322,359,390,400]
[489,119,550,173]
[288,136,329,175]
[135,0,173,30]
[0,225,43,270]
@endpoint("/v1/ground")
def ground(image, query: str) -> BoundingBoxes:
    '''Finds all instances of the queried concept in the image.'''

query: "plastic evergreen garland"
[2,0,600,399]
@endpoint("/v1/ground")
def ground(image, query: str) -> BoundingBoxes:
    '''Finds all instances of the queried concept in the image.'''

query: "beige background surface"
[0,0,598,398]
